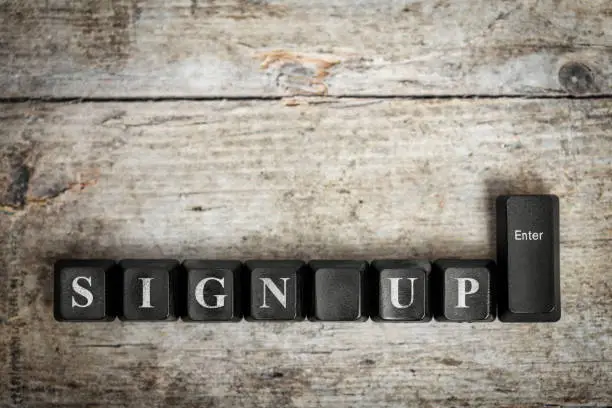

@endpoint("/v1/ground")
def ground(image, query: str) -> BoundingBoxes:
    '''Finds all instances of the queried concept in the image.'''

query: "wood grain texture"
[1,0,611,98]
[0,99,610,407]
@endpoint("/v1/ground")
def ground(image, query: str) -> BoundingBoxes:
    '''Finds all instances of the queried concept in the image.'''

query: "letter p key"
[434,259,495,322]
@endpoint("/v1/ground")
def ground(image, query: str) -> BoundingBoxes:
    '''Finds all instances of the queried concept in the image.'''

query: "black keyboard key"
[119,259,180,321]
[370,260,431,322]
[433,259,495,322]
[496,195,561,322]
[182,260,242,322]
[244,260,306,321]
[309,260,368,321]
[54,259,116,321]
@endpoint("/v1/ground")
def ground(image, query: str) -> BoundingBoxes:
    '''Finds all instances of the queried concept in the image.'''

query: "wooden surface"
[1,0,612,97]
[1,1,611,408]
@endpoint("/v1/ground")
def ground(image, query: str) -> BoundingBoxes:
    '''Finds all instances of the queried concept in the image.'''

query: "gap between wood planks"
[1,94,612,104]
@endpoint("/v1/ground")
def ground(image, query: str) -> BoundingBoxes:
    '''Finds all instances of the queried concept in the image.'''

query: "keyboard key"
[182,260,242,322]
[496,195,561,322]
[119,259,180,321]
[433,259,495,322]
[54,259,116,321]
[309,260,368,321]
[370,260,431,322]
[244,260,306,321]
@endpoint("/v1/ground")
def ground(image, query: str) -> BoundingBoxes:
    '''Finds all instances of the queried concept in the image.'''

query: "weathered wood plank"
[1,0,611,98]
[0,99,611,407]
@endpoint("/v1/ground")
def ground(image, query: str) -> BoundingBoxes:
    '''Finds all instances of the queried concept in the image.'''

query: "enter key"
[496,195,561,322]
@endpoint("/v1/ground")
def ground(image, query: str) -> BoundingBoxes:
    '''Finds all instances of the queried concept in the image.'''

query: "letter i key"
[119,259,181,321]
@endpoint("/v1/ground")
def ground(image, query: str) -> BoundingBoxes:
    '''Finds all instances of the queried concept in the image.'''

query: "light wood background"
[0,1,611,407]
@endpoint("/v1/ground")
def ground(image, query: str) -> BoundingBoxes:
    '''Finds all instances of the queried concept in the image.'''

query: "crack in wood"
[7,217,26,406]
[1,178,98,214]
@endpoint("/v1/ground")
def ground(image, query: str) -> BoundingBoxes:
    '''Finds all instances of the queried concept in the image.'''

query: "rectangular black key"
[119,259,180,321]
[433,259,495,322]
[244,260,306,321]
[497,195,561,322]
[182,260,242,322]
[370,260,431,322]
[309,260,368,321]
[54,259,116,321]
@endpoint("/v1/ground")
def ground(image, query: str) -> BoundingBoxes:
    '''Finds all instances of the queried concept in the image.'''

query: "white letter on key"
[455,278,479,308]
[139,277,154,308]
[259,278,289,309]
[71,276,94,308]
[195,277,227,308]
[387,277,417,308]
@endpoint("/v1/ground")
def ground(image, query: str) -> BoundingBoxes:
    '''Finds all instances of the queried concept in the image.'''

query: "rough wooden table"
[1,1,611,407]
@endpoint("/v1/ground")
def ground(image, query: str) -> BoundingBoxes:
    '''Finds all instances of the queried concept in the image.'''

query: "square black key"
[182,260,242,322]
[119,259,181,321]
[244,260,306,321]
[433,259,495,322]
[309,260,368,321]
[54,259,116,322]
[370,260,431,322]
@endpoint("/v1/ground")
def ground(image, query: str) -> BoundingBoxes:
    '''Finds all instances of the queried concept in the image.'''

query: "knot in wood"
[558,62,598,95]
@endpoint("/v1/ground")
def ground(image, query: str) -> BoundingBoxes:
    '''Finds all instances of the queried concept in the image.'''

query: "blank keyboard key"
[497,195,561,322]
[309,260,368,321]
[182,260,242,322]
[370,260,431,322]
[54,259,116,321]
[244,260,306,321]
[433,259,495,322]
[119,259,180,321]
